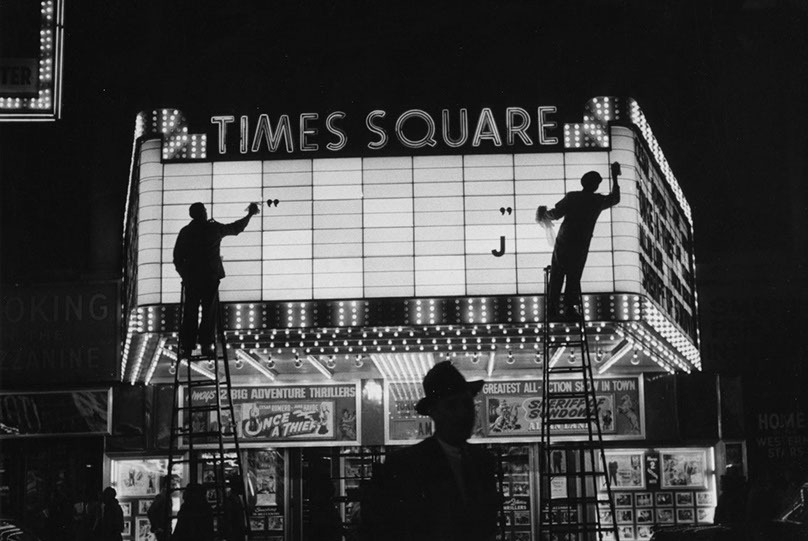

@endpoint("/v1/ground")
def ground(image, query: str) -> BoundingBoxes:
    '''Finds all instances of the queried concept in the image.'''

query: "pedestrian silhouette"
[147,476,173,541]
[173,201,259,356]
[171,482,214,541]
[537,162,621,319]
[96,487,124,541]
[363,361,499,541]
[714,464,748,524]
[221,476,248,541]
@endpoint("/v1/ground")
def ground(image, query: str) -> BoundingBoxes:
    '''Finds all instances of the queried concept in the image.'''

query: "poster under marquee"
[386,376,643,444]
[181,383,360,447]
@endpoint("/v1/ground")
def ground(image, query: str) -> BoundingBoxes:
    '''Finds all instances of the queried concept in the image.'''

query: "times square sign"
[209,106,563,157]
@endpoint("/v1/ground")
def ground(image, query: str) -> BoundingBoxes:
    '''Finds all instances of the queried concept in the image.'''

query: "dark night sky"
[1,1,806,378]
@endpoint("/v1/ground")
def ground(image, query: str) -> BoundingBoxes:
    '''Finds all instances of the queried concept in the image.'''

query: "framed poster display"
[122,520,131,537]
[618,526,635,540]
[137,499,151,514]
[661,450,708,489]
[614,493,633,507]
[121,501,131,517]
[110,458,181,499]
[697,507,714,523]
[603,451,645,490]
[637,525,653,540]
[112,459,162,498]
[635,492,652,507]
[696,492,714,506]
[655,492,673,506]
[135,517,153,541]
[676,508,695,523]
[636,509,653,524]
[657,509,674,523]
[675,492,694,507]
[616,509,634,524]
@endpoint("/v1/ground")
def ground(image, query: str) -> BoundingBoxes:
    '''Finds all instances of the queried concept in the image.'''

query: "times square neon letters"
[211,106,559,155]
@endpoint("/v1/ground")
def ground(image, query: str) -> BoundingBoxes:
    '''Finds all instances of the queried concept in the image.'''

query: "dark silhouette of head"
[415,361,484,446]
[580,171,602,192]
[189,202,207,221]
[102,487,117,503]
[227,476,243,495]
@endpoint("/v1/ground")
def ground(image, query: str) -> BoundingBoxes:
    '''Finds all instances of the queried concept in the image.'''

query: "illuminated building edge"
[122,96,700,380]
[0,0,63,120]
[122,293,699,385]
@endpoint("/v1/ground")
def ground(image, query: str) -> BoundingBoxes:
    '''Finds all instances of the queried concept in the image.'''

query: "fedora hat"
[415,361,484,416]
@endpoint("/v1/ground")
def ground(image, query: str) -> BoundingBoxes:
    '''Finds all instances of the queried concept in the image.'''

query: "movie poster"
[113,459,162,498]
[386,377,642,444]
[246,449,284,513]
[182,384,359,446]
[661,450,708,489]
[483,379,641,438]
[601,451,645,490]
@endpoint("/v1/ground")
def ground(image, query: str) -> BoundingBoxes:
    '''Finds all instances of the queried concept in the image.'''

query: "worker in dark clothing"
[173,201,259,355]
[537,162,621,319]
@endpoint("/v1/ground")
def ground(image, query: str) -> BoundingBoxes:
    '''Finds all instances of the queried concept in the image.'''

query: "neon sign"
[0,0,64,121]
[211,106,561,156]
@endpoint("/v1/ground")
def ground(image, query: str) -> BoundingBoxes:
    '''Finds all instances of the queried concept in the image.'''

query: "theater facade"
[114,97,728,540]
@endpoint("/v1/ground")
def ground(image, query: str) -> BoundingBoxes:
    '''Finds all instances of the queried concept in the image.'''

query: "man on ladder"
[537,162,621,320]
[173,201,260,356]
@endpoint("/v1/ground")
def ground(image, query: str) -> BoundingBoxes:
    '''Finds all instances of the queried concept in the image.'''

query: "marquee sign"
[0,0,64,121]
[210,106,563,159]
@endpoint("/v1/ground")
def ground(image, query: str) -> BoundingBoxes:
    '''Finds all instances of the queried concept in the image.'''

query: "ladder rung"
[545,471,607,478]
[184,379,219,387]
[546,366,587,373]
[177,404,220,412]
[543,496,612,506]
[175,430,221,438]
[169,456,227,464]
[545,443,610,451]
[539,523,616,533]
[544,391,596,400]
[546,417,595,424]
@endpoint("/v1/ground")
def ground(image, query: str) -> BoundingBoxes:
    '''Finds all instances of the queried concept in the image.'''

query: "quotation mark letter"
[499,207,513,215]
[266,199,280,207]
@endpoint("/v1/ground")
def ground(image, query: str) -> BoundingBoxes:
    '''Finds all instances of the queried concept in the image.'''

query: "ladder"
[166,289,251,539]
[539,266,620,541]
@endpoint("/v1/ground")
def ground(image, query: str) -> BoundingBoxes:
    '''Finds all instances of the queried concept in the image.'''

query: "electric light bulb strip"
[180,359,215,380]
[306,355,333,380]
[597,340,634,375]
[143,336,168,386]
[236,349,276,381]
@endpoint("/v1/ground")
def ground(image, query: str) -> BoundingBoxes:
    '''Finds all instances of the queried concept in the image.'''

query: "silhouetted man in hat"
[173,202,259,356]
[364,361,499,541]
[537,162,621,319]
